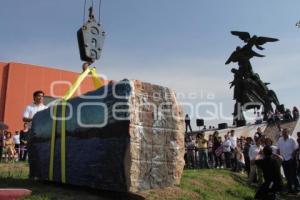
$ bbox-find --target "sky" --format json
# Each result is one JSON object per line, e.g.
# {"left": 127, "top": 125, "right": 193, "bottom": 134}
{"left": 1, "top": 0, "right": 300, "bottom": 128}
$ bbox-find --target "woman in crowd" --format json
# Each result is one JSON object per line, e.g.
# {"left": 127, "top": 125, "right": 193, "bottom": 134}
{"left": 185, "top": 135, "right": 196, "bottom": 169}
{"left": 4, "top": 132, "right": 15, "bottom": 162}
{"left": 212, "top": 131, "right": 223, "bottom": 168}
{"left": 208, "top": 134, "right": 214, "bottom": 168}
{"left": 20, "top": 122, "right": 29, "bottom": 161}
{"left": 236, "top": 142, "right": 245, "bottom": 173}
{"left": 13, "top": 131, "right": 20, "bottom": 161}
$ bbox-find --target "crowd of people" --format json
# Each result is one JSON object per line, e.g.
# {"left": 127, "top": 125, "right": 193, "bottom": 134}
{"left": 0, "top": 90, "right": 47, "bottom": 165}
{"left": 185, "top": 129, "right": 250, "bottom": 171}
{"left": 184, "top": 127, "right": 300, "bottom": 198}
{"left": 0, "top": 122, "right": 29, "bottom": 163}
{"left": 266, "top": 106, "right": 299, "bottom": 127}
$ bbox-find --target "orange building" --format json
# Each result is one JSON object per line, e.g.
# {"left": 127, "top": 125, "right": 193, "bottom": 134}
{"left": 0, "top": 62, "right": 106, "bottom": 131}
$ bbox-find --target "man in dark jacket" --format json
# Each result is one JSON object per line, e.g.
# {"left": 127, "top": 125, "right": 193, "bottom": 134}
{"left": 254, "top": 146, "right": 283, "bottom": 200}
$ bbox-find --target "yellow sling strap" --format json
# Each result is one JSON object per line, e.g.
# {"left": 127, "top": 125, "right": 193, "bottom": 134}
{"left": 49, "top": 67, "right": 103, "bottom": 182}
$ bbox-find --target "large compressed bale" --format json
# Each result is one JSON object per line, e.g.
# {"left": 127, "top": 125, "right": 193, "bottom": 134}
{"left": 30, "top": 80, "right": 184, "bottom": 192}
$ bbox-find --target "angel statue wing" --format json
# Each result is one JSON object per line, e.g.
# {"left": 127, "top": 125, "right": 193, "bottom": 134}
{"left": 231, "top": 31, "right": 251, "bottom": 43}
{"left": 255, "top": 36, "right": 279, "bottom": 50}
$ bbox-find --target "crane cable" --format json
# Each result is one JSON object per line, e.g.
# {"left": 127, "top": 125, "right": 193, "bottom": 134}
{"left": 83, "top": 0, "right": 102, "bottom": 24}
{"left": 98, "top": 0, "right": 102, "bottom": 24}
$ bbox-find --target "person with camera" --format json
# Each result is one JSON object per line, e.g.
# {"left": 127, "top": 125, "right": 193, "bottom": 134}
{"left": 253, "top": 146, "right": 283, "bottom": 200}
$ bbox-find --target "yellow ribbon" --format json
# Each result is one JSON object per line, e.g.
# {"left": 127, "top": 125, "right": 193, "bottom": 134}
{"left": 49, "top": 67, "right": 103, "bottom": 182}
{"left": 60, "top": 100, "right": 67, "bottom": 183}
{"left": 49, "top": 105, "right": 57, "bottom": 181}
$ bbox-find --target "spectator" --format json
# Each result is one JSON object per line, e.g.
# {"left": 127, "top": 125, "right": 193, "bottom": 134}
{"left": 274, "top": 109, "right": 281, "bottom": 121}
{"left": 283, "top": 109, "right": 293, "bottom": 122}
{"left": 296, "top": 132, "right": 300, "bottom": 180}
{"left": 276, "top": 128, "right": 300, "bottom": 193}
{"left": 236, "top": 144, "right": 245, "bottom": 173}
{"left": 20, "top": 122, "right": 29, "bottom": 161}
{"left": 0, "top": 129, "right": 5, "bottom": 163}
{"left": 264, "top": 137, "right": 278, "bottom": 155}
{"left": 259, "top": 135, "right": 266, "bottom": 147}
{"left": 230, "top": 130, "right": 237, "bottom": 149}
{"left": 239, "top": 136, "right": 245, "bottom": 150}
{"left": 243, "top": 137, "right": 253, "bottom": 176}
{"left": 212, "top": 131, "right": 223, "bottom": 169}
{"left": 248, "top": 137, "right": 263, "bottom": 185}
{"left": 4, "top": 132, "right": 15, "bottom": 162}
{"left": 13, "top": 131, "right": 20, "bottom": 161}
{"left": 267, "top": 111, "right": 275, "bottom": 124}
{"left": 185, "top": 135, "right": 196, "bottom": 169}
{"left": 253, "top": 146, "right": 283, "bottom": 200}
{"left": 23, "top": 90, "right": 48, "bottom": 126}
{"left": 223, "top": 135, "right": 232, "bottom": 168}
{"left": 293, "top": 106, "right": 299, "bottom": 121}
{"left": 230, "top": 130, "right": 237, "bottom": 171}
{"left": 208, "top": 135, "right": 214, "bottom": 168}
{"left": 184, "top": 114, "right": 192, "bottom": 133}
{"left": 196, "top": 133, "right": 209, "bottom": 168}
{"left": 254, "top": 127, "right": 263, "bottom": 141}
{"left": 274, "top": 109, "right": 282, "bottom": 131}
{"left": 23, "top": 90, "right": 47, "bottom": 179}
{"left": 255, "top": 112, "right": 263, "bottom": 124}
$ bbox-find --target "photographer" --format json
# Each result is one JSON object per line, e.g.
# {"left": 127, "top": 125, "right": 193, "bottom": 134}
{"left": 253, "top": 146, "right": 283, "bottom": 200}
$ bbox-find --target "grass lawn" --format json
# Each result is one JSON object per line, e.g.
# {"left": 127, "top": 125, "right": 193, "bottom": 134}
{"left": 141, "top": 169, "right": 254, "bottom": 200}
{"left": 0, "top": 162, "right": 297, "bottom": 200}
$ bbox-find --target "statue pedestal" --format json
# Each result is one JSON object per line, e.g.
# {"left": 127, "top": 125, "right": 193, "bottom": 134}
{"left": 235, "top": 120, "right": 246, "bottom": 127}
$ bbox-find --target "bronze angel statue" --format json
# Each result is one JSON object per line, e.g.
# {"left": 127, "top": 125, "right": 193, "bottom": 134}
{"left": 225, "top": 31, "right": 281, "bottom": 126}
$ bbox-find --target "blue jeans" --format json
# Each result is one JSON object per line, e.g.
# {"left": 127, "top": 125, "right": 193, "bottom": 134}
{"left": 198, "top": 149, "right": 209, "bottom": 168}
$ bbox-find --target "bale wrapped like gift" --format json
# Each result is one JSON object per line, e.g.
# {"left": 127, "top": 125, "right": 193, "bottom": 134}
{"left": 30, "top": 80, "right": 185, "bottom": 192}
